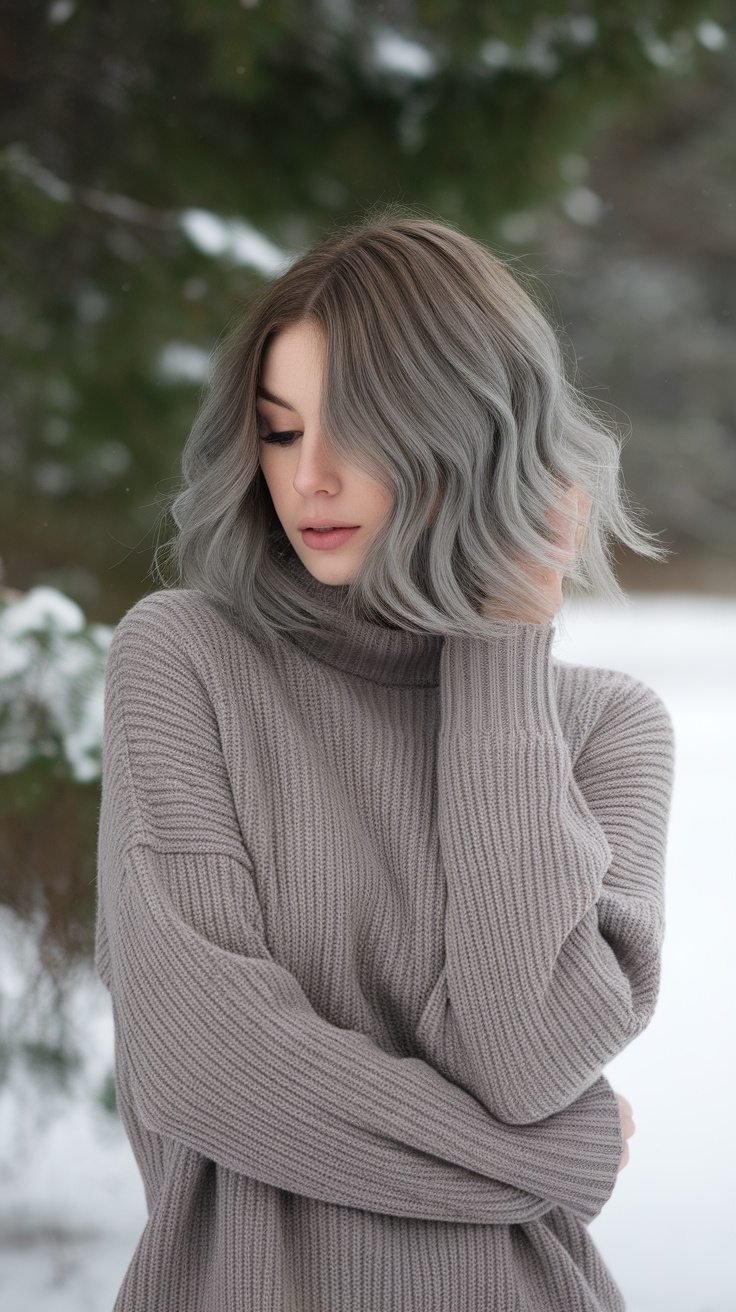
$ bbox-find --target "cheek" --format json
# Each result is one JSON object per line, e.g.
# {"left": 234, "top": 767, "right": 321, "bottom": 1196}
{"left": 361, "top": 475, "right": 393, "bottom": 513}
{"left": 258, "top": 459, "right": 283, "bottom": 509}
{"left": 378, "top": 487, "right": 395, "bottom": 520}
{"left": 258, "top": 450, "right": 281, "bottom": 488}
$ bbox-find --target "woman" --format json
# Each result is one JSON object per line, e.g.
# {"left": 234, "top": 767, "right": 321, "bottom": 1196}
{"left": 96, "top": 216, "right": 675, "bottom": 1311}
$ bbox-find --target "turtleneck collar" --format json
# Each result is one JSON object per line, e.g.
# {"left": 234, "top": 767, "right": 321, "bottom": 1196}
{"left": 278, "top": 547, "right": 443, "bottom": 689}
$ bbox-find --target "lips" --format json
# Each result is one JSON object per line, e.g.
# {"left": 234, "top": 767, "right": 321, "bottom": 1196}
{"left": 300, "top": 525, "right": 360, "bottom": 549}
{"left": 297, "top": 520, "right": 358, "bottom": 531}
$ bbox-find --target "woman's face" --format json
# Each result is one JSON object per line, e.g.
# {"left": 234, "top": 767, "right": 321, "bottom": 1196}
{"left": 257, "top": 318, "right": 395, "bottom": 585}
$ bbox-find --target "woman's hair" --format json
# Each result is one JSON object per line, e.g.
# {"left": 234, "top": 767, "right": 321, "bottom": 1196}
{"left": 151, "top": 212, "right": 670, "bottom": 647}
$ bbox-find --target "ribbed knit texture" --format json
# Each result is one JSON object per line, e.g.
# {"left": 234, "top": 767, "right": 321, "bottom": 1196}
{"left": 95, "top": 548, "right": 675, "bottom": 1311}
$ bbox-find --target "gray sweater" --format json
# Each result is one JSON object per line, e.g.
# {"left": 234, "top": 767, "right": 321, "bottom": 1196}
{"left": 95, "top": 549, "right": 675, "bottom": 1311}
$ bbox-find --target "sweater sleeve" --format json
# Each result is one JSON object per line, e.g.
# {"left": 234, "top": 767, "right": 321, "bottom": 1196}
{"left": 416, "top": 622, "right": 675, "bottom": 1126}
{"left": 95, "top": 596, "right": 624, "bottom": 1226}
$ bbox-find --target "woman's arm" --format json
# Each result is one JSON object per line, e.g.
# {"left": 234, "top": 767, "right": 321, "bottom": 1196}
{"left": 416, "top": 623, "right": 675, "bottom": 1125}
{"left": 107, "top": 841, "right": 625, "bottom": 1225}
{"left": 96, "top": 596, "right": 624, "bottom": 1226}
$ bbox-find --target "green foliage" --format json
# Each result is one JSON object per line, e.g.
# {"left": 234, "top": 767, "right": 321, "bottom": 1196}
{"left": 0, "top": 765, "right": 100, "bottom": 961}
{"left": 0, "top": 0, "right": 726, "bottom": 628}
{"left": 97, "top": 1067, "right": 118, "bottom": 1116}
{"left": 19, "top": 1037, "right": 83, "bottom": 1092}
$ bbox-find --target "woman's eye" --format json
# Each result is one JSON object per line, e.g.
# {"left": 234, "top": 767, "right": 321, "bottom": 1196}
{"left": 260, "top": 430, "right": 301, "bottom": 446}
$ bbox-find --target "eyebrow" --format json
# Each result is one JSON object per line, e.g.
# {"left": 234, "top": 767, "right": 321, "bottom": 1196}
{"left": 256, "top": 385, "right": 297, "bottom": 411}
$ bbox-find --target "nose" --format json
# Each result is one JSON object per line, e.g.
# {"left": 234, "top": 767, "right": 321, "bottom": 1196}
{"left": 291, "top": 429, "right": 342, "bottom": 498}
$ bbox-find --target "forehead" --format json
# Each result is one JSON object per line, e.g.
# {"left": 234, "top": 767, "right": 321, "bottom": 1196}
{"left": 261, "top": 320, "right": 326, "bottom": 391}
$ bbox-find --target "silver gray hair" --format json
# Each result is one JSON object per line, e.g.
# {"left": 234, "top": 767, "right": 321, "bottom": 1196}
{"left": 151, "top": 214, "right": 670, "bottom": 648}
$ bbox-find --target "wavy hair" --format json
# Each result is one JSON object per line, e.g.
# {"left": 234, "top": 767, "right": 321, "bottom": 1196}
{"left": 151, "top": 213, "right": 670, "bottom": 649}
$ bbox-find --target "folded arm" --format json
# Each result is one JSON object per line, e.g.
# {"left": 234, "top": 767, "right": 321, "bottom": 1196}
{"left": 416, "top": 624, "right": 675, "bottom": 1125}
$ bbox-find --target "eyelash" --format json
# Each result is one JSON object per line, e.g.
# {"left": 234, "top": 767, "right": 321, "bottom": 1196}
{"left": 260, "top": 430, "right": 301, "bottom": 447}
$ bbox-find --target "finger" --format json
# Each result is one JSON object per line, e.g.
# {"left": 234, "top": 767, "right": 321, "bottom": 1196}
{"left": 574, "top": 490, "right": 591, "bottom": 549}
{"left": 545, "top": 495, "right": 578, "bottom": 562}
{"left": 546, "top": 485, "right": 589, "bottom": 561}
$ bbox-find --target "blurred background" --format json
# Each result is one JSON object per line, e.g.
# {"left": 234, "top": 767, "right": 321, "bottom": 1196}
{"left": 1, "top": 2, "right": 735, "bottom": 1309}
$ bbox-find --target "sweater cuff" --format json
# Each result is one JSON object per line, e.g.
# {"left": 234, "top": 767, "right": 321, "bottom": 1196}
{"left": 576, "top": 1074, "right": 625, "bottom": 1222}
{"left": 441, "top": 623, "right": 558, "bottom": 739}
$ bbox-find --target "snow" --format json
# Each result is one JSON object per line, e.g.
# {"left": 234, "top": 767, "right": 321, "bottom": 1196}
{"left": 480, "top": 17, "right": 599, "bottom": 79}
{"left": 697, "top": 20, "right": 728, "bottom": 51}
{"left": 156, "top": 340, "right": 211, "bottom": 384}
{"left": 0, "top": 917, "right": 143, "bottom": 1312}
{"left": 372, "top": 29, "right": 437, "bottom": 79}
{"left": 561, "top": 185, "right": 605, "bottom": 227}
{"left": 1, "top": 591, "right": 734, "bottom": 1310}
{"left": 179, "top": 208, "right": 293, "bottom": 276}
{"left": 0, "top": 589, "right": 112, "bottom": 781}
{"left": 556, "top": 594, "right": 736, "bottom": 1311}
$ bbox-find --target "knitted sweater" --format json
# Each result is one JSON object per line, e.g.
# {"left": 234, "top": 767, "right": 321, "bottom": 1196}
{"left": 94, "top": 548, "right": 675, "bottom": 1312}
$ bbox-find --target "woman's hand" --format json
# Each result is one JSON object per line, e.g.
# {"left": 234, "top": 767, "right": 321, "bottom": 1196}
{"left": 615, "top": 1091, "right": 636, "bottom": 1172}
{"left": 479, "top": 484, "right": 592, "bottom": 625}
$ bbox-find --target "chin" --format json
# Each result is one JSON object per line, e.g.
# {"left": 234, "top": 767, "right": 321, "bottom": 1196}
{"left": 306, "top": 563, "right": 357, "bottom": 586}
{"left": 296, "top": 547, "right": 358, "bottom": 586}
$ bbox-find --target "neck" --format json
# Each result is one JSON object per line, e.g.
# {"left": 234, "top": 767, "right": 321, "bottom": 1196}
{"left": 279, "top": 548, "right": 443, "bottom": 688}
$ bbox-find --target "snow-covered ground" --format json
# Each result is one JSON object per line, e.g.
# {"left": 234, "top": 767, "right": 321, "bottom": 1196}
{"left": 1, "top": 591, "right": 734, "bottom": 1312}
